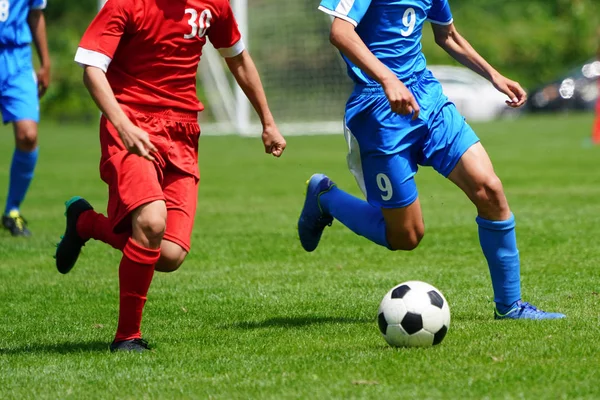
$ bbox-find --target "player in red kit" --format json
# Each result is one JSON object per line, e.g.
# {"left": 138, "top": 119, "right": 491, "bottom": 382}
{"left": 54, "top": 0, "right": 286, "bottom": 352}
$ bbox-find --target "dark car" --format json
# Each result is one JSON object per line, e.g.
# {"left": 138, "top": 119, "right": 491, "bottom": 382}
{"left": 527, "top": 58, "right": 599, "bottom": 113}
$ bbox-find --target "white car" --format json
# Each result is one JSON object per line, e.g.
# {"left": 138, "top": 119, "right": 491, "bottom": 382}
{"left": 427, "top": 65, "right": 515, "bottom": 122}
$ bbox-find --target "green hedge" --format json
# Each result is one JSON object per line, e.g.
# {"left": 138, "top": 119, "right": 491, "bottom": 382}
{"left": 38, "top": 0, "right": 599, "bottom": 121}
{"left": 423, "top": 0, "right": 600, "bottom": 88}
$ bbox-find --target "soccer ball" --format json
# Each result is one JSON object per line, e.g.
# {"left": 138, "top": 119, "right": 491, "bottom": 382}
{"left": 377, "top": 281, "right": 451, "bottom": 348}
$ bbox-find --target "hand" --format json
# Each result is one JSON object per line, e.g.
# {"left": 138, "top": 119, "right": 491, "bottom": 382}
{"left": 117, "top": 122, "right": 158, "bottom": 161}
{"left": 36, "top": 66, "right": 50, "bottom": 98}
{"left": 262, "top": 124, "right": 286, "bottom": 157}
{"left": 492, "top": 75, "right": 527, "bottom": 108}
{"left": 382, "top": 76, "right": 420, "bottom": 120}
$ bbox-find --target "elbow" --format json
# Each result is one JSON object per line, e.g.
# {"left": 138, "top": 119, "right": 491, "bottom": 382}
{"left": 434, "top": 33, "right": 450, "bottom": 49}
{"left": 329, "top": 23, "right": 347, "bottom": 48}
{"left": 434, "top": 38, "right": 447, "bottom": 49}
{"left": 329, "top": 28, "right": 341, "bottom": 48}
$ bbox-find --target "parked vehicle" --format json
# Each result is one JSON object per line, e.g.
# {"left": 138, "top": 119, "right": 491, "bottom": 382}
{"left": 427, "top": 65, "right": 516, "bottom": 122}
{"left": 527, "top": 59, "right": 600, "bottom": 113}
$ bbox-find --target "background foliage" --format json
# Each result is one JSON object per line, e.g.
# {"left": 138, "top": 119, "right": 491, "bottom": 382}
{"left": 39, "top": 0, "right": 600, "bottom": 121}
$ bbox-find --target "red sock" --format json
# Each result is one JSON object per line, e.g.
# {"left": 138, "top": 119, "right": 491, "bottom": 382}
{"left": 594, "top": 98, "right": 600, "bottom": 144}
{"left": 77, "top": 210, "right": 129, "bottom": 250}
{"left": 114, "top": 238, "right": 161, "bottom": 342}
{"left": 593, "top": 116, "right": 600, "bottom": 144}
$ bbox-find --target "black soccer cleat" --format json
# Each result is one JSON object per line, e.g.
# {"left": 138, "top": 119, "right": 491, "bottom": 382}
{"left": 2, "top": 210, "right": 31, "bottom": 237}
{"left": 55, "top": 196, "right": 93, "bottom": 274}
{"left": 110, "top": 338, "right": 151, "bottom": 353}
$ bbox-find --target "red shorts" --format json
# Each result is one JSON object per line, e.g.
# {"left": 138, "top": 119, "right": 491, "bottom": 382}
{"left": 99, "top": 104, "right": 201, "bottom": 252}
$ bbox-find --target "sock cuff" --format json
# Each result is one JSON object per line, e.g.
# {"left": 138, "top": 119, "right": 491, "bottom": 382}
{"left": 14, "top": 147, "right": 39, "bottom": 159}
{"left": 76, "top": 210, "right": 97, "bottom": 241}
{"left": 123, "top": 238, "right": 161, "bottom": 265}
{"left": 476, "top": 213, "right": 515, "bottom": 231}
{"left": 317, "top": 184, "right": 337, "bottom": 215}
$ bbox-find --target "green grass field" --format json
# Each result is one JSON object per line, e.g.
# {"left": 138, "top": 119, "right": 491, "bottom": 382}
{"left": 0, "top": 114, "right": 599, "bottom": 399}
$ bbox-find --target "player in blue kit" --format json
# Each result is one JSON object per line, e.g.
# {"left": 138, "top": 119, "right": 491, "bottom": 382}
{"left": 0, "top": 0, "right": 50, "bottom": 236}
{"left": 298, "top": 0, "right": 565, "bottom": 319}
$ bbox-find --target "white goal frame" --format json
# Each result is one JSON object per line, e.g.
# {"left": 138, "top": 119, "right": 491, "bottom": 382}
{"left": 201, "top": 0, "right": 342, "bottom": 136}
{"left": 98, "top": 0, "right": 343, "bottom": 136}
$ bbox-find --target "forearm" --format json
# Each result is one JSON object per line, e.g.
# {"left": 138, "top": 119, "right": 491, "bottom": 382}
{"left": 330, "top": 19, "right": 396, "bottom": 85}
{"left": 436, "top": 26, "right": 500, "bottom": 82}
{"left": 83, "top": 66, "right": 132, "bottom": 130}
{"left": 225, "top": 50, "right": 274, "bottom": 127}
{"left": 27, "top": 11, "right": 50, "bottom": 69}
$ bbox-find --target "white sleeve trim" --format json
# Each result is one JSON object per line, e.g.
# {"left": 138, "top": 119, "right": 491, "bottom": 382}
{"left": 31, "top": 0, "right": 47, "bottom": 10}
{"left": 427, "top": 18, "right": 453, "bottom": 26}
{"left": 317, "top": 6, "right": 358, "bottom": 27}
{"left": 218, "top": 39, "right": 246, "bottom": 58}
{"left": 74, "top": 47, "right": 112, "bottom": 73}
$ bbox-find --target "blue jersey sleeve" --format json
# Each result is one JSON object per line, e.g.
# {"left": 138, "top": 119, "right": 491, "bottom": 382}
{"left": 30, "top": 0, "right": 47, "bottom": 10}
{"left": 318, "top": 0, "right": 373, "bottom": 27}
{"left": 427, "top": 0, "right": 453, "bottom": 25}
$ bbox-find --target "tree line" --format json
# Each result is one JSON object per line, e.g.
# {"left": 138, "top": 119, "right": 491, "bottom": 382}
{"left": 39, "top": 0, "right": 599, "bottom": 121}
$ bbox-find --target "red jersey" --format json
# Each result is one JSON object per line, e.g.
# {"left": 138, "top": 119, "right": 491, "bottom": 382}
{"left": 74, "top": 0, "right": 244, "bottom": 112}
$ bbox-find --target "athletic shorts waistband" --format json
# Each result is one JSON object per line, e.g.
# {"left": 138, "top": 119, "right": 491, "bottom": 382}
{"left": 352, "top": 69, "right": 427, "bottom": 96}
{"left": 122, "top": 103, "right": 199, "bottom": 123}
{"left": 0, "top": 43, "right": 31, "bottom": 51}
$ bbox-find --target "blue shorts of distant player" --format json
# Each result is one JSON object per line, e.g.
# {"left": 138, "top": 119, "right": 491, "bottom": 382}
{"left": 0, "top": 45, "right": 39, "bottom": 124}
{"left": 343, "top": 69, "right": 480, "bottom": 209}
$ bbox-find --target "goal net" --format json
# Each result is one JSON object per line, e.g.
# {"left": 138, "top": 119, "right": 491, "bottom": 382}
{"left": 97, "top": 0, "right": 350, "bottom": 136}
{"left": 200, "top": 0, "right": 351, "bottom": 136}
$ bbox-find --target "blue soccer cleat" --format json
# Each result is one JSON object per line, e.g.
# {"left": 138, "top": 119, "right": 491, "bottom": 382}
{"left": 298, "top": 173, "right": 335, "bottom": 252}
{"left": 494, "top": 300, "right": 566, "bottom": 320}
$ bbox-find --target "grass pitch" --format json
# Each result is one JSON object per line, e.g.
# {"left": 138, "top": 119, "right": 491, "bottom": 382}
{"left": 0, "top": 114, "right": 599, "bottom": 399}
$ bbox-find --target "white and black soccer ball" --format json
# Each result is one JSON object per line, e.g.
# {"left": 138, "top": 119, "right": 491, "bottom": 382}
{"left": 377, "top": 281, "right": 450, "bottom": 348}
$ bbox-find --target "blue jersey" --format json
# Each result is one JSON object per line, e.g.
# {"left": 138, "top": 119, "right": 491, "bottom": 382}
{"left": 0, "top": 0, "right": 47, "bottom": 46}
{"left": 318, "top": 0, "right": 453, "bottom": 85}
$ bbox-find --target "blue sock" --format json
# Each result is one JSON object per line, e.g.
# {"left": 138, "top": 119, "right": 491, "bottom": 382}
{"left": 5, "top": 147, "right": 39, "bottom": 215}
{"left": 476, "top": 213, "right": 521, "bottom": 312}
{"left": 320, "top": 186, "right": 389, "bottom": 248}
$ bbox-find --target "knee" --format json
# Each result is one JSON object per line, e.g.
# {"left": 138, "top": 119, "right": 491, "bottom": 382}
{"left": 470, "top": 175, "right": 512, "bottom": 220}
{"left": 155, "top": 242, "right": 188, "bottom": 273}
{"left": 133, "top": 205, "right": 167, "bottom": 246}
{"left": 473, "top": 175, "right": 507, "bottom": 208}
{"left": 138, "top": 214, "right": 166, "bottom": 243}
{"left": 387, "top": 224, "right": 425, "bottom": 251}
{"left": 15, "top": 125, "right": 38, "bottom": 151}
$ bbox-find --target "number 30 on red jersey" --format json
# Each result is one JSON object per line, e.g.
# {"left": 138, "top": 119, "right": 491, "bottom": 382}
{"left": 184, "top": 8, "right": 213, "bottom": 39}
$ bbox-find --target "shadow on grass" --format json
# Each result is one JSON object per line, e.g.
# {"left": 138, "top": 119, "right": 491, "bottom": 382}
{"left": 223, "top": 315, "right": 374, "bottom": 330}
{"left": 0, "top": 340, "right": 108, "bottom": 355}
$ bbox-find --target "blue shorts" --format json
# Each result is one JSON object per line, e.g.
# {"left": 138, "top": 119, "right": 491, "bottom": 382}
{"left": 0, "top": 45, "right": 39, "bottom": 124}
{"left": 344, "top": 69, "right": 480, "bottom": 208}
